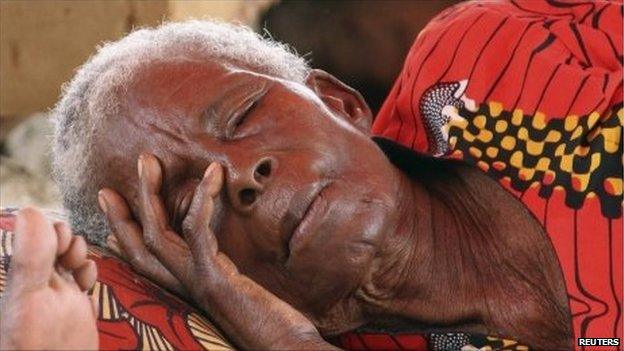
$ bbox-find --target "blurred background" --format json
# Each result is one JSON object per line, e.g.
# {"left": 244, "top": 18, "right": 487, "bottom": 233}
{"left": 0, "top": 0, "right": 458, "bottom": 209}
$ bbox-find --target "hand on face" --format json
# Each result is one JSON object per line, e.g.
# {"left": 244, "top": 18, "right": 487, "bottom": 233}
{"left": 98, "top": 153, "right": 228, "bottom": 298}
{"left": 98, "top": 153, "right": 335, "bottom": 349}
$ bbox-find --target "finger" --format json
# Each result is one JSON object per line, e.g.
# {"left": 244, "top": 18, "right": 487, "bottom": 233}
{"left": 10, "top": 207, "right": 57, "bottom": 286}
{"left": 91, "top": 292, "right": 100, "bottom": 318}
{"left": 137, "top": 153, "right": 170, "bottom": 244}
{"left": 137, "top": 153, "right": 194, "bottom": 280}
{"left": 59, "top": 235, "right": 87, "bottom": 271}
{"left": 98, "top": 188, "right": 188, "bottom": 297}
{"left": 106, "top": 234, "right": 123, "bottom": 258}
{"left": 54, "top": 222, "right": 72, "bottom": 256}
{"left": 73, "top": 259, "right": 97, "bottom": 292}
{"left": 182, "top": 163, "right": 224, "bottom": 265}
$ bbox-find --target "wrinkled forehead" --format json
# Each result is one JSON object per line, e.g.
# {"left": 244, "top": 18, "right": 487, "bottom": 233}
{"left": 125, "top": 59, "right": 316, "bottom": 116}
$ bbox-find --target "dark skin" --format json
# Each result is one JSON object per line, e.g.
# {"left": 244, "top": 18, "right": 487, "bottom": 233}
{"left": 96, "top": 60, "right": 571, "bottom": 350}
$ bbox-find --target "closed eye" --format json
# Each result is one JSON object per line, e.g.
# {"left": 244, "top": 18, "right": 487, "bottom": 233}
{"left": 233, "top": 100, "right": 257, "bottom": 129}
{"left": 226, "top": 89, "right": 266, "bottom": 138}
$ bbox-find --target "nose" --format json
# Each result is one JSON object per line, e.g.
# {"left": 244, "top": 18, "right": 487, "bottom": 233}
{"left": 226, "top": 156, "right": 275, "bottom": 212}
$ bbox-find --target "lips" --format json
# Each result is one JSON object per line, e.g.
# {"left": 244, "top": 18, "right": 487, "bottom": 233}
{"left": 280, "top": 181, "right": 329, "bottom": 256}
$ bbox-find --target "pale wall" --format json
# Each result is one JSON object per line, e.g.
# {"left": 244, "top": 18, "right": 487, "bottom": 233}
{"left": 0, "top": 0, "right": 273, "bottom": 119}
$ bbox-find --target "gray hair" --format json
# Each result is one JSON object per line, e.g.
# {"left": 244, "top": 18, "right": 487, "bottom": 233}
{"left": 51, "top": 20, "right": 310, "bottom": 245}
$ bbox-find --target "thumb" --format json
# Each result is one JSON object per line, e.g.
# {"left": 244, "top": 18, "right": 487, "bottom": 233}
{"left": 11, "top": 207, "right": 57, "bottom": 287}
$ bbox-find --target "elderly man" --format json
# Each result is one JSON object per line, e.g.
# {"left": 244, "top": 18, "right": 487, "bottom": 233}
{"left": 6, "top": 0, "right": 620, "bottom": 348}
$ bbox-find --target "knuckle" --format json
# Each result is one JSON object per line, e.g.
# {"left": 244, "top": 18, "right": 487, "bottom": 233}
{"left": 181, "top": 219, "right": 194, "bottom": 237}
{"left": 143, "top": 233, "right": 156, "bottom": 248}
{"left": 110, "top": 220, "right": 123, "bottom": 233}
{"left": 129, "top": 255, "right": 143, "bottom": 267}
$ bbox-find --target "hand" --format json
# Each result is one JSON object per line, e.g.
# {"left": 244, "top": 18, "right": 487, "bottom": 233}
{"left": 98, "top": 153, "right": 338, "bottom": 350}
{"left": 0, "top": 207, "right": 98, "bottom": 350}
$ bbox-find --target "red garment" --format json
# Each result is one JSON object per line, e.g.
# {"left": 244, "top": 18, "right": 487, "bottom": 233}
{"left": 373, "top": 0, "right": 623, "bottom": 347}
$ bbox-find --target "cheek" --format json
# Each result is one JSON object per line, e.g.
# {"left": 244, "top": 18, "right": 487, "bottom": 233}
{"left": 217, "top": 209, "right": 287, "bottom": 268}
{"left": 215, "top": 216, "right": 255, "bottom": 266}
{"left": 286, "top": 195, "right": 388, "bottom": 295}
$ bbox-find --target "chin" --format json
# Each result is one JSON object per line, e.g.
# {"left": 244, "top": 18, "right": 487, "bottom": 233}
{"left": 285, "top": 213, "right": 388, "bottom": 326}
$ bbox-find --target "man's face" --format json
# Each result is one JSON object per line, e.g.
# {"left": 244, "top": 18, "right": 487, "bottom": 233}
{"left": 98, "top": 60, "right": 400, "bottom": 331}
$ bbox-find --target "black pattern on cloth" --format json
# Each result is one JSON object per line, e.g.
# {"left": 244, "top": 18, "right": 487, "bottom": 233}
{"left": 419, "top": 82, "right": 465, "bottom": 156}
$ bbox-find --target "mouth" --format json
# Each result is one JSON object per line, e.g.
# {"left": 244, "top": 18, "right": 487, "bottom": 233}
{"left": 280, "top": 181, "right": 330, "bottom": 258}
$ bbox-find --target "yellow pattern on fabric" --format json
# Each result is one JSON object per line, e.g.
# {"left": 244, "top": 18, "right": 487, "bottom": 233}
{"left": 445, "top": 102, "right": 623, "bottom": 213}
{"left": 532, "top": 112, "right": 546, "bottom": 130}
{"left": 604, "top": 178, "right": 622, "bottom": 196}
{"left": 496, "top": 120, "right": 508, "bottom": 133}
{"left": 501, "top": 136, "right": 516, "bottom": 150}
{"left": 486, "top": 147, "right": 499, "bottom": 158}
{"left": 489, "top": 101, "right": 503, "bottom": 117}
{"left": 474, "top": 115, "right": 487, "bottom": 129}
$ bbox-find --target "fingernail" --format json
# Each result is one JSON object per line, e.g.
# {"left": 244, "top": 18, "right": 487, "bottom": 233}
{"left": 106, "top": 235, "right": 121, "bottom": 254}
{"left": 98, "top": 191, "right": 108, "bottom": 214}
{"left": 106, "top": 235, "right": 114, "bottom": 247}
{"left": 204, "top": 163, "right": 216, "bottom": 180}
{"left": 137, "top": 155, "right": 144, "bottom": 179}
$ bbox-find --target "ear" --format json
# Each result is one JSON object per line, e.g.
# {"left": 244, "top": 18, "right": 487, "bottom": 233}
{"left": 305, "top": 69, "right": 373, "bottom": 133}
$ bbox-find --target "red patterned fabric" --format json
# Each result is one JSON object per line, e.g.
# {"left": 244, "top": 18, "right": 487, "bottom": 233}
{"left": 372, "top": 0, "right": 623, "bottom": 348}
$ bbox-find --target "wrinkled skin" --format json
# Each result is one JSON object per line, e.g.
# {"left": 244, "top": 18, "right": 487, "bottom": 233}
{"left": 94, "top": 60, "right": 571, "bottom": 350}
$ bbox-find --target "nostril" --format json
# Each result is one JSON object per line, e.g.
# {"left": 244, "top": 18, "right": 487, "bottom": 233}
{"left": 254, "top": 159, "right": 272, "bottom": 180}
{"left": 239, "top": 188, "right": 257, "bottom": 206}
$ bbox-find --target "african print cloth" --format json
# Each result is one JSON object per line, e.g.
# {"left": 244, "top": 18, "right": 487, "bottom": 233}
{"left": 372, "top": 0, "right": 623, "bottom": 348}
{"left": 0, "top": 208, "right": 233, "bottom": 350}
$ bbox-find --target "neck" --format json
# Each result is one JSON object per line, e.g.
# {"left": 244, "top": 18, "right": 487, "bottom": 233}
{"left": 356, "top": 157, "right": 570, "bottom": 349}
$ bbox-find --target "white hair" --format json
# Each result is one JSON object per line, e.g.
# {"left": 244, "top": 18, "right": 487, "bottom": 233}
{"left": 51, "top": 20, "right": 310, "bottom": 245}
